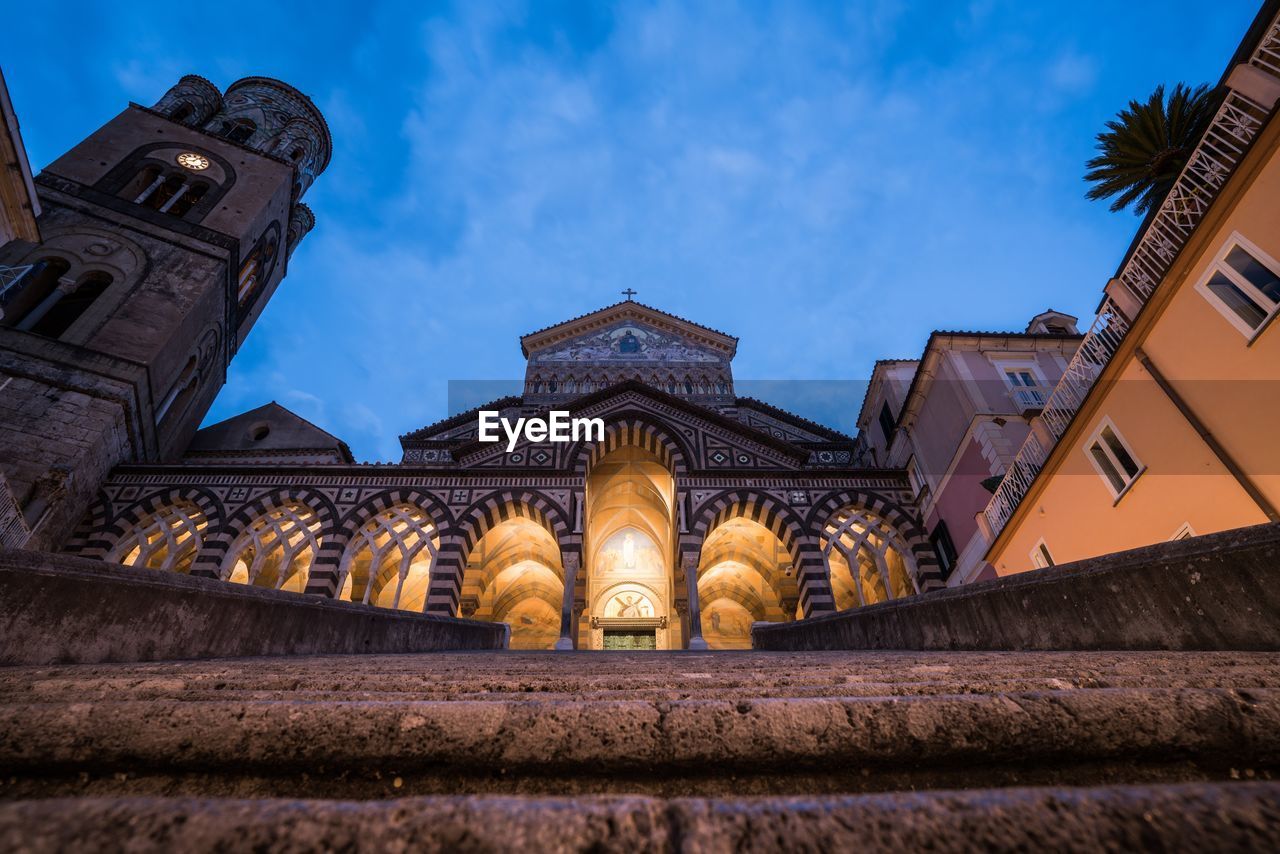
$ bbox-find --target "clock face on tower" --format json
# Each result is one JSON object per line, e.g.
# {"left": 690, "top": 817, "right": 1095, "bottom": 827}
{"left": 175, "top": 152, "right": 210, "bottom": 171}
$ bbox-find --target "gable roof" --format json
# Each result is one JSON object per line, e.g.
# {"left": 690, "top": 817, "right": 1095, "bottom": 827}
{"left": 734, "top": 397, "right": 856, "bottom": 443}
{"left": 519, "top": 301, "right": 738, "bottom": 358}
{"left": 186, "top": 402, "right": 353, "bottom": 461}
{"left": 399, "top": 395, "right": 524, "bottom": 444}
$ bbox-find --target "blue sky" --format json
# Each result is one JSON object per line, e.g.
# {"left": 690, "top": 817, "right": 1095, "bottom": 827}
{"left": 6, "top": 1, "right": 1261, "bottom": 460}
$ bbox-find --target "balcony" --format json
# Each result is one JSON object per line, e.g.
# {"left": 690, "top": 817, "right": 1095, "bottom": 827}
{"left": 1009, "top": 386, "right": 1049, "bottom": 413}
{"left": 981, "top": 14, "right": 1280, "bottom": 540}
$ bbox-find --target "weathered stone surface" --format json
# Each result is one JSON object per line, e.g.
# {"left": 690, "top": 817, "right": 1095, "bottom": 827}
{"left": 755, "top": 523, "right": 1280, "bottom": 651}
{"left": 2, "top": 650, "right": 1278, "bottom": 798}
{"left": 0, "top": 549, "right": 507, "bottom": 665}
{"left": 1, "top": 784, "right": 1277, "bottom": 853}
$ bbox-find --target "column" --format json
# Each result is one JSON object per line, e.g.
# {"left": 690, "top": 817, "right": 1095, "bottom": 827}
{"left": 555, "top": 552, "right": 580, "bottom": 650}
{"left": 15, "top": 277, "right": 77, "bottom": 332}
{"left": 683, "top": 552, "right": 708, "bottom": 650}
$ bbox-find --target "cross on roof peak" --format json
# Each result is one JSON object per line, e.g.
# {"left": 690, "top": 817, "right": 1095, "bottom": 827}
{"left": 621, "top": 288, "right": 638, "bottom": 301}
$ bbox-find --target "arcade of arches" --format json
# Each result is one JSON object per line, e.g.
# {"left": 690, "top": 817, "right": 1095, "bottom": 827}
{"left": 78, "top": 303, "right": 942, "bottom": 649}
{"left": 95, "top": 477, "right": 925, "bottom": 649}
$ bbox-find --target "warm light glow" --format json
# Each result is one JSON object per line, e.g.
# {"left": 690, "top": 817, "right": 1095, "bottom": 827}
{"left": 175, "top": 152, "right": 209, "bottom": 170}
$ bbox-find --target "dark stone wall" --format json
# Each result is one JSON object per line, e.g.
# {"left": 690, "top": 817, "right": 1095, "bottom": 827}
{"left": 753, "top": 523, "right": 1280, "bottom": 651}
{"left": 0, "top": 548, "right": 509, "bottom": 664}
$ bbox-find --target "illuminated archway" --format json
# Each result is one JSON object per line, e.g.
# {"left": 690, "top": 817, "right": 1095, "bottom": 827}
{"left": 219, "top": 501, "right": 322, "bottom": 593}
{"left": 336, "top": 503, "right": 439, "bottom": 612}
{"left": 584, "top": 443, "right": 677, "bottom": 649}
{"left": 697, "top": 517, "right": 797, "bottom": 649}
{"left": 461, "top": 517, "right": 563, "bottom": 650}
{"left": 820, "top": 506, "right": 919, "bottom": 610}
{"left": 107, "top": 500, "right": 209, "bottom": 574}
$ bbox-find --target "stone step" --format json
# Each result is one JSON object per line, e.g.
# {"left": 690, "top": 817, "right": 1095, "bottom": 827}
{"left": 2, "top": 651, "right": 1279, "bottom": 799}
{"left": 3, "top": 784, "right": 1279, "bottom": 852}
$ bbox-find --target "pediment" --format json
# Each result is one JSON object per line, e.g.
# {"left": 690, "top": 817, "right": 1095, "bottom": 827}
{"left": 521, "top": 301, "right": 737, "bottom": 360}
{"left": 530, "top": 319, "right": 724, "bottom": 366}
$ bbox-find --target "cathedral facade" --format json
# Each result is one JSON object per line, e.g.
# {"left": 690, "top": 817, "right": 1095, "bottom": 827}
{"left": 0, "top": 73, "right": 943, "bottom": 651}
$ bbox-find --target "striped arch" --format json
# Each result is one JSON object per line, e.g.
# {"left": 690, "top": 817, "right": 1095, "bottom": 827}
{"left": 696, "top": 577, "right": 768, "bottom": 621}
{"left": 190, "top": 486, "right": 338, "bottom": 585}
{"left": 686, "top": 489, "right": 831, "bottom": 617}
{"left": 63, "top": 493, "right": 115, "bottom": 558}
{"left": 569, "top": 412, "right": 691, "bottom": 478}
{"left": 78, "top": 486, "right": 223, "bottom": 562}
{"left": 807, "top": 489, "right": 943, "bottom": 592}
{"left": 317, "top": 488, "right": 457, "bottom": 601}
{"left": 433, "top": 489, "right": 572, "bottom": 617}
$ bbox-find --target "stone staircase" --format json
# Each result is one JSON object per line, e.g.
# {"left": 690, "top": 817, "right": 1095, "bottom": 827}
{"left": 2, "top": 650, "right": 1279, "bottom": 850}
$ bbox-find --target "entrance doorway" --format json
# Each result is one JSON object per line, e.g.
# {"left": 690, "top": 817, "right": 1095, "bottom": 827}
{"left": 603, "top": 629, "right": 657, "bottom": 650}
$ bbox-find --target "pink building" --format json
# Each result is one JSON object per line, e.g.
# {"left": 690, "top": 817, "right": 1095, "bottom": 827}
{"left": 856, "top": 311, "right": 1082, "bottom": 584}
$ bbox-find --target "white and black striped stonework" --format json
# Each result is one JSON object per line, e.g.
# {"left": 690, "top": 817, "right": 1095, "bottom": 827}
{"left": 309, "top": 488, "right": 455, "bottom": 599}
{"left": 188, "top": 487, "right": 339, "bottom": 582}
{"left": 70, "top": 487, "right": 224, "bottom": 561}
{"left": 431, "top": 489, "right": 572, "bottom": 616}
{"left": 686, "top": 489, "right": 834, "bottom": 618}
{"left": 573, "top": 418, "right": 689, "bottom": 477}
{"left": 807, "top": 489, "right": 945, "bottom": 592}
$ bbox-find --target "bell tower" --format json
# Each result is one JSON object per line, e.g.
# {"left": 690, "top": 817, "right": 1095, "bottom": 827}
{"left": 0, "top": 74, "right": 330, "bottom": 550}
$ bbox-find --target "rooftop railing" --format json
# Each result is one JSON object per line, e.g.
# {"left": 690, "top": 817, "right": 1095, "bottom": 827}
{"left": 982, "top": 15, "right": 1280, "bottom": 539}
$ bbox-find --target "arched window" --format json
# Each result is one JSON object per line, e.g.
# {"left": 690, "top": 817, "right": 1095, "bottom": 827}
{"left": 169, "top": 103, "right": 195, "bottom": 125}
{"left": 684, "top": 378, "right": 694, "bottom": 395}
{"left": 1, "top": 257, "right": 69, "bottom": 329}
{"left": 289, "top": 146, "right": 305, "bottom": 163}
{"left": 221, "top": 502, "right": 321, "bottom": 593}
{"left": 26, "top": 272, "right": 112, "bottom": 339}
{"left": 547, "top": 379, "right": 558, "bottom": 393}
{"left": 156, "top": 355, "right": 198, "bottom": 428}
{"left": 219, "top": 118, "right": 256, "bottom": 144}
{"left": 338, "top": 504, "right": 439, "bottom": 612}
{"left": 530, "top": 376, "right": 542, "bottom": 394}
{"left": 237, "top": 225, "right": 280, "bottom": 310}
{"left": 716, "top": 380, "right": 728, "bottom": 395}
{"left": 167, "top": 181, "right": 209, "bottom": 217}
{"left": 108, "top": 501, "right": 209, "bottom": 574}
{"left": 123, "top": 165, "right": 164, "bottom": 204}
{"left": 564, "top": 377, "right": 577, "bottom": 394}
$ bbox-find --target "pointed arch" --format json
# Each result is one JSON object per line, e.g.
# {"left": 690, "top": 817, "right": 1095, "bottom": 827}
{"left": 808, "top": 488, "right": 943, "bottom": 592}
{"left": 429, "top": 488, "right": 571, "bottom": 617}
{"left": 568, "top": 412, "right": 692, "bottom": 479}
{"left": 191, "top": 486, "right": 337, "bottom": 581}
{"left": 81, "top": 486, "right": 223, "bottom": 563}
{"left": 686, "top": 488, "right": 831, "bottom": 617}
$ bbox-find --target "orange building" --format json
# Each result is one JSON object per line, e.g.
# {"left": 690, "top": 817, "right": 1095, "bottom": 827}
{"left": 982, "top": 4, "right": 1280, "bottom": 573}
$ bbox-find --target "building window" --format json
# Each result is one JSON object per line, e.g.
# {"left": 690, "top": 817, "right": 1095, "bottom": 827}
{"left": 26, "top": 272, "right": 113, "bottom": 340}
{"left": 929, "top": 520, "right": 958, "bottom": 581}
{"left": 1085, "top": 419, "right": 1144, "bottom": 499}
{"left": 995, "top": 361, "right": 1048, "bottom": 410}
{"left": 219, "top": 118, "right": 256, "bottom": 144}
{"left": 1196, "top": 233, "right": 1280, "bottom": 340}
{"left": 906, "top": 457, "right": 926, "bottom": 498}
{"left": 878, "top": 401, "right": 896, "bottom": 444}
{"left": 1030, "top": 539, "right": 1054, "bottom": 569}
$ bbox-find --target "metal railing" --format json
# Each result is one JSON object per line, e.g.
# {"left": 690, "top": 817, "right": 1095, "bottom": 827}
{"left": 1010, "top": 387, "right": 1050, "bottom": 412}
{"left": 982, "top": 16, "right": 1280, "bottom": 538}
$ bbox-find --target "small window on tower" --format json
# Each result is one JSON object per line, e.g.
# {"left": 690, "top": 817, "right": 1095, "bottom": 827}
{"left": 219, "top": 118, "right": 256, "bottom": 144}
